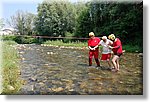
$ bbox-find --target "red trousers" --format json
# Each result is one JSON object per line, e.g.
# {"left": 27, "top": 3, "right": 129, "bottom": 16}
{"left": 89, "top": 49, "right": 100, "bottom": 66}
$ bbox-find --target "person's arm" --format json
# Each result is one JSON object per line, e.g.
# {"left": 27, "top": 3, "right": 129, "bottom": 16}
{"left": 109, "top": 39, "right": 121, "bottom": 49}
{"left": 109, "top": 45, "right": 120, "bottom": 49}
{"left": 113, "top": 45, "right": 120, "bottom": 49}
{"left": 88, "top": 46, "right": 94, "bottom": 50}
{"left": 109, "top": 40, "right": 113, "bottom": 45}
{"left": 93, "top": 40, "right": 101, "bottom": 49}
{"left": 93, "top": 45, "right": 99, "bottom": 49}
{"left": 113, "top": 40, "right": 121, "bottom": 49}
{"left": 88, "top": 40, "right": 93, "bottom": 50}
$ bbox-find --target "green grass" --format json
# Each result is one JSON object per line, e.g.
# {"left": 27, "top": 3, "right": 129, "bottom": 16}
{"left": 1, "top": 36, "right": 142, "bottom": 52}
{"left": 43, "top": 40, "right": 142, "bottom": 52}
{"left": 43, "top": 40, "right": 87, "bottom": 48}
{"left": 123, "top": 45, "right": 142, "bottom": 53}
{"left": 1, "top": 41, "right": 22, "bottom": 94}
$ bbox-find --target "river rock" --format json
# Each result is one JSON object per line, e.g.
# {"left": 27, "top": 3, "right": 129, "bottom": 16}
{"left": 17, "top": 70, "right": 21, "bottom": 75}
{"left": 19, "top": 51, "right": 25, "bottom": 54}
{"left": 29, "top": 77, "right": 37, "bottom": 82}
{"left": 51, "top": 87, "right": 64, "bottom": 92}
{"left": 138, "top": 53, "right": 143, "bottom": 57}
{"left": 7, "top": 85, "right": 15, "bottom": 91}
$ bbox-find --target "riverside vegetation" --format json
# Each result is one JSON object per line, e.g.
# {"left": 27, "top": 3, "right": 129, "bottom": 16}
{"left": 1, "top": 41, "right": 21, "bottom": 94}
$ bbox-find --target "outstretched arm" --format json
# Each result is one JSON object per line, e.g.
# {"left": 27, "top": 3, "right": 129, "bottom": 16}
{"left": 109, "top": 40, "right": 121, "bottom": 49}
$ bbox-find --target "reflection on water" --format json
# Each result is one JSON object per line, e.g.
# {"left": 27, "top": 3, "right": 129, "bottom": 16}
{"left": 16, "top": 44, "right": 143, "bottom": 95}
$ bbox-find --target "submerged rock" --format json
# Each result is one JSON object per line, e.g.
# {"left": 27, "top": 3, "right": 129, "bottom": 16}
{"left": 51, "top": 87, "right": 64, "bottom": 92}
{"left": 29, "top": 77, "right": 37, "bottom": 82}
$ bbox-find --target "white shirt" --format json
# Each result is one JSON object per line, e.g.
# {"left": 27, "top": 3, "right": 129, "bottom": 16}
{"left": 99, "top": 39, "right": 112, "bottom": 54}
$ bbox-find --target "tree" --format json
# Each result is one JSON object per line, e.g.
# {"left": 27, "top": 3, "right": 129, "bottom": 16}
{"left": 74, "top": 5, "right": 92, "bottom": 38}
{"left": 0, "top": 18, "right": 5, "bottom": 30}
{"left": 35, "top": 0, "right": 77, "bottom": 37}
{"left": 75, "top": 1, "right": 143, "bottom": 46}
{"left": 7, "top": 10, "right": 36, "bottom": 35}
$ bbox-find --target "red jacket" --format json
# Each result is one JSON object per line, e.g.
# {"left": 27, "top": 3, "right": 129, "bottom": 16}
{"left": 112, "top": 38, "right": 123, "bottom": 54}
{"left": 88, "top": 37, "right": 100, "bottom": 47}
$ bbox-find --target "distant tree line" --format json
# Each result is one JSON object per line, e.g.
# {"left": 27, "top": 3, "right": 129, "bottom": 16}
{"left": 7, "top": 0, "right": 143, "bottom": 46}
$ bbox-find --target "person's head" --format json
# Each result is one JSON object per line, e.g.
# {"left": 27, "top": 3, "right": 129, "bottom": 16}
{"left": 108, "top": 34, "right": 116, "bottom": 41}
{"left": 89, "top": 32, "right": 95, "bottom": 39}
{"left": 102, "top": 36, "right": 107, "bottom": 42}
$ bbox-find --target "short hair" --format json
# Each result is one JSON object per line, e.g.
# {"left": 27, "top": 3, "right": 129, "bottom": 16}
{"left": 102, "top": 36, "right": 107, "bottom": 40}
{"left": 108, "top": 34, "right": 115, "bottom": 40}
{"left": 89, "top": 32, "right": 95, "bottom": 37}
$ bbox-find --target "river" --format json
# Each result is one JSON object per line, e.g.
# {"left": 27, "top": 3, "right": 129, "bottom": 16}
{"left": 16, "top": 44, "right": 143, "bottom": 95}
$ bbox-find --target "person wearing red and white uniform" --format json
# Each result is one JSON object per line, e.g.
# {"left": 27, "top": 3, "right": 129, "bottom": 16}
{"left": 99, "top": 36, "right": 113, "bottom": 68}
{"left": 108, "top": 34, "right": 123, "bottom": 72}
{"left": 88, "top": 32, "right": 100, "bottom": 67}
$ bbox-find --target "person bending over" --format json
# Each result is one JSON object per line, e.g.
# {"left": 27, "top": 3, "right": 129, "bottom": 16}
{"left": 108, "top": 34, "right": 123, "bottom": 72}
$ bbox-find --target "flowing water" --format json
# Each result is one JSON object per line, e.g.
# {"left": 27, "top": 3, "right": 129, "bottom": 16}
{"left": 16, "top": 44, "right": 143, "bottom": 95}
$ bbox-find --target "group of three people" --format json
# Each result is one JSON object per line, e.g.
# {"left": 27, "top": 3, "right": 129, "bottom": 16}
{"left": 88, "top": 32, "right": 123, "bottom": 72}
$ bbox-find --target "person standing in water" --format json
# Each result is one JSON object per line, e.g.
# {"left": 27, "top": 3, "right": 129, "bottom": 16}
{"left": 88, "top": 32, "right": 101, "bottom": 67}
{"left": 99, "top": 36, "right": 113, "bottom": 68}
{"left": 108, "top": 34, "right": 123, "bottom": 72}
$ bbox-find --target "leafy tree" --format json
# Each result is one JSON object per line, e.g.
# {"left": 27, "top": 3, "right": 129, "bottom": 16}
{"left": 8, "top": 10, "right": 36, "bottom": 35}
{"left": 74, "top": 6, "right": 93, "bottom": 38}
{"left": 34, "top": 0, "right": 142, "bottom": 48}
{"left": 75, "top": 1, "right": 143, "bottom": 46}
{"left": 35, "top": 0, "right": 77, "bottom": 37}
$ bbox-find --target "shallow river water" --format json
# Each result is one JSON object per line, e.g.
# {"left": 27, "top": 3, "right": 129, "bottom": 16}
{"left": 16, "top": 44, "right": 143, "bottom": 95}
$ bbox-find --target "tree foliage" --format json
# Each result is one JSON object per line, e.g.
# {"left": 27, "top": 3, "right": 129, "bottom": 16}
{"left": 31, "top": 0, "right": 143, "bottom": 47}
{"left": 75, "top": 1, "right": 143, "bottom": 46}
{"left": 35, "top": 0, "right": 77, "bottom": 37}
{"left": 8, "top": 11, "right": 35, "bottom": 35}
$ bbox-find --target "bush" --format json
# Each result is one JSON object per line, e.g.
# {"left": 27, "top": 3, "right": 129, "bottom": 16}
{"left": 19, "top": 36, "right": 39, "bottom": 44}
{"left": 63, "top": 32, "right": 74, "bottom": 43}
{"left": 123, "top": 45, "right": 142, "bottom": 53}
{"left": 1, "top": 35, "right": 39, "bottom": 44}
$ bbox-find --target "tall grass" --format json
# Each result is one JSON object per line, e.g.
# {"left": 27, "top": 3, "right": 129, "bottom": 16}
{"left": 1, "top": 41, "right": 21, "bottom": 94}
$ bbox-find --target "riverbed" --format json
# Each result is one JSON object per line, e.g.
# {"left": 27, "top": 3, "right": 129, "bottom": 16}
{"left": 16, "top": 44, "right": 143, "bottom": 95}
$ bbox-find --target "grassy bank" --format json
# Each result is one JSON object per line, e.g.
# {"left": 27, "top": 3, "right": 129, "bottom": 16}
{"left": 43, "top": 40, "right": 87, "bottom": 48}
{"left": 43, "top": 40, "right": 142, "bottom": 53}
{"left": 1, "top": 35, "right": 39, "bottom": 44}
{"left": 1, "top": 35, "right": 142, "bottom": 52}
{"left": 1, "top": 41, "right": 21, "bottom": 94}
{"left": 122, "top": 45, "right": 142, "bottom": 53}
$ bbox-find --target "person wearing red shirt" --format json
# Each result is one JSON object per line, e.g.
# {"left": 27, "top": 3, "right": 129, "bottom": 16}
{"left": 88, "top": 32, "right": 100, "bottom": 67}
{"left": 108, "top": 34, "right": 123, "bottom": 72}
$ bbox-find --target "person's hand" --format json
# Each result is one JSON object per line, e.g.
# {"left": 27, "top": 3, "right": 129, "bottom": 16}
{"left": 92, "top": 48, "right": 96, "bottom": 50}
{"left": 89, "top": 47, "right": 92, "bottom": 50}
{"left": 91, "top": 48, "right": 95, "bottom": 50}
{"left": 109, "top": 46, "right": 113, "bottom": 49}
